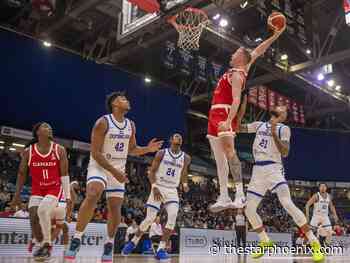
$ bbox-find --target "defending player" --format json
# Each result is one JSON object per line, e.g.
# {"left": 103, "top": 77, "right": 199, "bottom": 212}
{"left": 306, "top": 183, "right": 339, "bottom": 246}
{"left": 11, "top": 122, "right": 72, "bottom": 260}
{"left": 65, "top": 92, "right": 163, "bottom": 262}
{"left": 207, "top": 23, "right": 285, "bottom": 212}
{"left": 239, "top": 106, "right": 324, "bottom": 262}
{"left": 122, "top": 133, "right": 191, "bottom": 260}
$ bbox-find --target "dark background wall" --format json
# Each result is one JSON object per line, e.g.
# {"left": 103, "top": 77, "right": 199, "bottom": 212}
{"left": 285, "top": 128, "right": 350, "bottom": 182}
{"left": 0, "top": 30, "right": 189, "bottom": 145}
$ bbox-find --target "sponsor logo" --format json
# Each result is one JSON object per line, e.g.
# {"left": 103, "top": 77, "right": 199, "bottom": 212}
{"left": 185, "top": 235, "right": 207, "bottom": 247}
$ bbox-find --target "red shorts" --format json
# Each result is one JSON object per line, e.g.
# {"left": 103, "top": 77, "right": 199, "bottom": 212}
{"left": 32, "top": 185, "right": 63, "bottom": 199}
{"left": 207, "top": 106, "right": 238, "bottom": 138}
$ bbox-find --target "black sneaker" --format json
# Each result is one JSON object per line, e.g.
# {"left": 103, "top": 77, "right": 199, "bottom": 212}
{"left": 64, "top": 238, "right": 81, "bottom": 260}
{"left": 33, "top": 243, "right": 51, "bottom": 261}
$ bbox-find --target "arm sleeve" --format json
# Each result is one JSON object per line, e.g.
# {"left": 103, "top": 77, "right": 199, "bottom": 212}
{"left": 247, "top": 122, "right": 263, "bottom": 133}
{"left": 279, "top": 125, "right": 291, "bottom": 142}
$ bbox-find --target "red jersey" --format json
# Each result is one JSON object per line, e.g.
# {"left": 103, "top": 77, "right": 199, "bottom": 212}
{"left": 211, "top": 68, "right": 247, "bottom": 106}
{"left": 28, "top": 143, "right": 61, "bottom": 193}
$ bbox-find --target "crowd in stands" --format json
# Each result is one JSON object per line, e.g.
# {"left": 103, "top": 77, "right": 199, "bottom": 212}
{"left": 0, "top": 148, "right": 349, "bottom": 236}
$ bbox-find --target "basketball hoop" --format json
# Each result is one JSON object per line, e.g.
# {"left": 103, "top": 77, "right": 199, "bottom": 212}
{"left": 168, "top": 7, "right": 209, "bottom": 51}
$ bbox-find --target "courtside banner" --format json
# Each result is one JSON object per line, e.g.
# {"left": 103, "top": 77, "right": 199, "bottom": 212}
{"left": 180, "top": 228, "right": 292, "bottom": 256}
{"left": 0, "top": 218, "right": 106, "bottom": 256}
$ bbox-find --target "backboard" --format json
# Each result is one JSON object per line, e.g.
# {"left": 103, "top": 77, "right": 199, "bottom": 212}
{"left": 117, "top": 0, "right": 189, "bottom": 42}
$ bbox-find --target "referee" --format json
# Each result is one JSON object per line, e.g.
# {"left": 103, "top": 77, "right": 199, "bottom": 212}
{"left": 234, "top": 208, "right": 247, "bottom": 249}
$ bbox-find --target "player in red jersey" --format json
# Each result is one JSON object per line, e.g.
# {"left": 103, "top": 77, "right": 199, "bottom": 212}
{"left": 12, "top": 122, "right": 72, "bottom": 260}
{"left": 208, "top": 26, "right": 285, "bottom": 213}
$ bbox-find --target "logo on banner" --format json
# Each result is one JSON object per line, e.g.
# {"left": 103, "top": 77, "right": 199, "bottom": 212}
{"left": 185, "top": 235, "right": 207, "bottom": 247}
{"left": 179, "top": 49, "right": 194, "bottom": 76}
{"left": 210, "top": 63, "right": 223, "bottom": 85}
{"left": 196, "top": 56, "right": 207, "bottom": 82}
{"left": 163, "top": 41, "right": 176, "bottom": 69}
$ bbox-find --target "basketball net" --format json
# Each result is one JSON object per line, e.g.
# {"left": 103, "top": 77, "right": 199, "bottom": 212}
{"left": 168, "top": 8, "right": 209, "bottom": 51}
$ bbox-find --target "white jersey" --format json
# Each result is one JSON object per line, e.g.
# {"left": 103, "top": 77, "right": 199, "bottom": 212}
{"left": 89, "top": 114, "right": 132, "bottom": 173}
{"left": 155, "top": 148, "right": 185, "bottom": 189}
{"left": 313, "top": 192, "right": 330, "bottom": 217}
{"left": 247, "top": 121, "right": 291, "bottom": 163}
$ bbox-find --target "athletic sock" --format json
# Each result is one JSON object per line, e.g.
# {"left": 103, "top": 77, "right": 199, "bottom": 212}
{"left": 305, "top": 230, "right": 318, "bottom": 243}
{"left": 131, "top": 235, "right": 141, "bottom": 245}
{"left": 105, "top": 236, "right": 114, "bottom": 244}
{"left": 258, "top": 231, "right": 270, "bottom": 242}
{"left": 157, "top": 241, "right": 166, "bottom": 251}
{"left": 235, "top": 183, "right": 244, "bottom": 198}
{"left": 74, "top": 231, "right": 84, "bottom": 240}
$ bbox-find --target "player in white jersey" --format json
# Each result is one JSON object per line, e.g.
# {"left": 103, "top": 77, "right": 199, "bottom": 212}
{"left": 65, "top": 92, "right": 163, "bottom": 262}
{"left": 239, "top": 106, "right": 324, "bottom": 262}
{"left": 306, "top": 183, "right": 339, "bottom": 246}
{"left": 122, "top": 133, "right": 191, "bottom": 260}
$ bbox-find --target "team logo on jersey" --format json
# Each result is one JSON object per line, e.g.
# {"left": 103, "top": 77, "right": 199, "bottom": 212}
{"left": 51, "top": 153, "right": 56, "bottom": 161}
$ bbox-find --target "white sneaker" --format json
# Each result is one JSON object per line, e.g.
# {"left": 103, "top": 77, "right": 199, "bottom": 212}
{"left": 230, "top": 196, "right": 246, "bottom": 209}
{"left": 209, "top": 197, "right": 233, "bottom": 213}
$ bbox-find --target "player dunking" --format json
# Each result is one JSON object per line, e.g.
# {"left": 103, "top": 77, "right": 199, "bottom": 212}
{"left": 122, "top": 133, "right": 191, "bottom": 260}
{"left": 65, "top": 92, "right": 163, "bottom": 262}
{"left": 12, "top": 122, "right": 72, "bottom": 260}
{"left": 239, "top": 106, "right": 324, "bottom": 262}
{"left": 208, "top": 26, "right": 285, "bottom": 212}
{"left": 306, "top": 183, "right": 339, "bottom": 246}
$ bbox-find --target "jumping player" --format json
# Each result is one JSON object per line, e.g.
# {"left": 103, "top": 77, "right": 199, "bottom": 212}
{"left": 207, "top": 23, "right": 285, "bottom": 212}
{"left": 65, "top": 92, "right": 163, "bottom": 262}
{"left": 306, "top": 183, "right": 339, "bottom": 246}
{"left": 11, "top": 122, "right": 72, "bottom": 260}
{"left": 239, "top": 106, "right": 324, "bottom": 262}
{"left": 122, "top": 133, "right": 191, "bottom": 260}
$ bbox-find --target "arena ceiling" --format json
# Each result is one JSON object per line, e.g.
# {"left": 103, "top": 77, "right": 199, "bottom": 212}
{"left": 1, "top": 0, "right": 350, "bottom": 158}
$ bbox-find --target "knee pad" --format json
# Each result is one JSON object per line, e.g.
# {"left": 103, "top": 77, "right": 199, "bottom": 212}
{"left": 165, "top": 203, "right": 179, "bottom": 230}
{"left": 139, "top": 207, "right": 158, "bottom": 232}
{"left": 279, "top": 197, "right": 307, "bottom": 227}
{"left": 244, "top": 196, "right": 263, "bottom": 229}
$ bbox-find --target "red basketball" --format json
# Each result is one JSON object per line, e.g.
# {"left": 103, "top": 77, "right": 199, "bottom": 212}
{"left": 268, "top": 12, "right": 286, "bottom": 32}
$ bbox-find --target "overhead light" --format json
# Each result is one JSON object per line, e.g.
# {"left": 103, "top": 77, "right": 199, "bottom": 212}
{"left": 43, "top": 41, "right": 52, "bottom": 47}
{"left": 9, "top": 147, "right": 16, "bottom": 152}
{"left": 280, "top": 54, "right": 288, "bottom": 60}
{"left": 144, "top": 77, "right": 152, "bottom": 83}
{"left": 327, "top": 79, "right": 335, "bottom": 87}
{"left": 188, "top": 174, "right": 193, "bottom": 177}
{"left": 12, "top": 143, "right": 25, "bottom": 148}
{"left": 0, "top": 146, "right": 4, "bottom": 150}
{"left": 0, "top": 141, "right": 4, "bottom": 144}
{"left": 255, "top": 37, "right": 263, "bottom": 42}
{"left": 219, "top": 18, "right": 228, "bottom": 27}
{"left": 335, "top": 85, "right": 341, "bottom": 91}
{"left": 213, "top": 14, "right": 220, "bottom": 20}
{"left": 317, "top": 73, "right": 325, "bottom": 81}
{"left": 306, "top": 49, "right": 311, "bottom": 55}
{"left": 240, "top": 0, "right": 248, "bottom": 8}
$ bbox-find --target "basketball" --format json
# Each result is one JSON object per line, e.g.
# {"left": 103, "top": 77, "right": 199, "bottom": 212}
{"left": 268, "top": 11, "right": 286, "bottom": 32}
